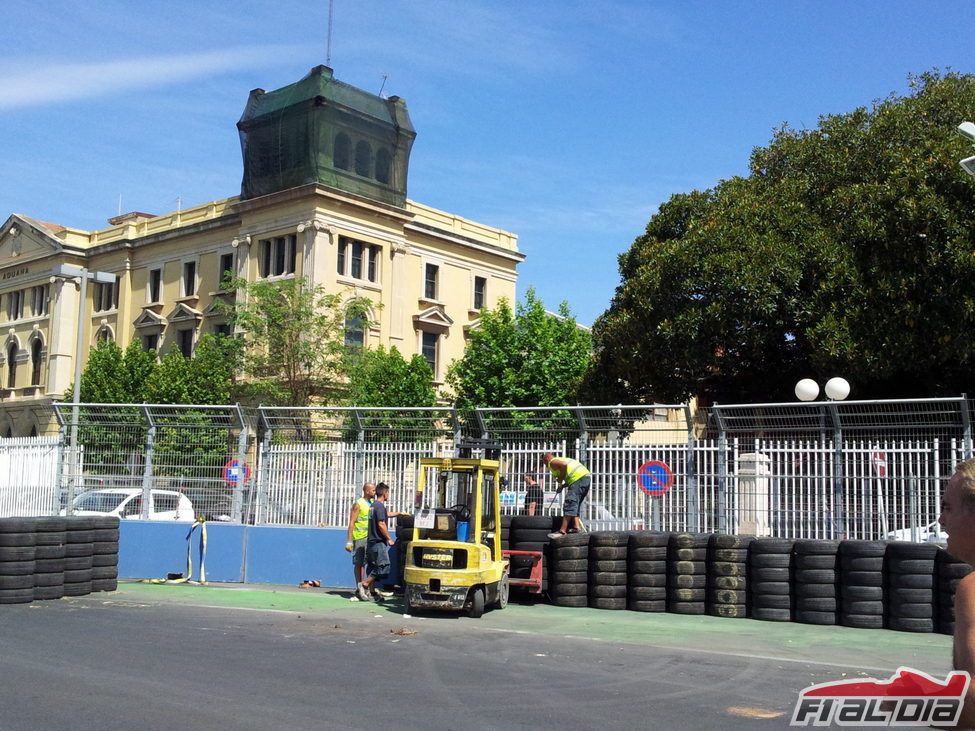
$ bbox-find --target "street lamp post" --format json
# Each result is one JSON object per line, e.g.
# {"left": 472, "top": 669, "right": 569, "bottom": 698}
{"left": 51, "top": 264, "right": 117, "bottom": 508}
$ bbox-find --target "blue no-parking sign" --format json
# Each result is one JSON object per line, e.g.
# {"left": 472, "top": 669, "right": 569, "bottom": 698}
{"left": 223, "top": 459, "right": 251, "bottom": 485}
{"left": 637, "top": 460, "right": 673, "bottom": 497}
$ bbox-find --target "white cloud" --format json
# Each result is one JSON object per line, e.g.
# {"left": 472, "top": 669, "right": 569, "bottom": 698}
{"left": 0, "top": 47, "right": 301, "bottom": 110}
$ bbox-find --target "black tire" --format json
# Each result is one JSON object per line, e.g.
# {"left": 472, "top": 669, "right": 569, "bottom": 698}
{"left": 710, "top": 548, "right": 749, "bottom": 563}
{"left": 794, "top": 539, "right": 839, "bottom": 555}
{"left": 750, "top": 581, "right": 791, "bottom": 596}
{"left": 840, "top": 613, "right": 885, "bottom": 629}
{"left": 668, "top": 587, "right": 705, "bottom": 602}
{"left": 887, "top": 559, "right": 936, "bottom": 575}
{"left": 750, "top": 567, "right": 790, "bottom": 582}
{"left": 841, "top": 599, "right": 884, "bottom": 615}
{"left": 887, "top": 573, "right": 934, "bottom": 589}
{"left": 667, "top": 601, "right": 706, "bottom": 615}
{"left": 551, "top": 558, "right": 588, "bottom": 572}
{"left": 590, "top": 531, "right": 631, "bottom": 547}
{"left": 35, "top": 544, "right": 66, "bottom": 560}
{"left": 794, "top": 554, "right": 838, "bottom": 570}
{"left": 552, "top": 594, "right": 588, "bottom": 607}
{"left": 672, "top": 548, "right": 707, "bottom": 562}
{"left": 550, "top": 583, "right": 588, "bottom": 597}
{"left": 669, "top": 574, "right": 706, "bottom": 589}
{"left": 92, "top": 541, "right": 118, "bottom": 555}
{"left": 711, "top": 534, "right": 754, "bottom": 549}
{"left": 91, "top": 528, "right": 120, "bottom": 542}
{"left": 64, "top": 543, "right": 94, "bottom": 558}
{"left": 888, "top": 587, "right": 934, "bottom": 603}
{"left": 0, "top": 546, "right": 35, "bottom": 562}
{"left": 510, "top": 528, "right": 554, "bottom": 544}
{"left": 65, "top": 529, "right": 95, "bottom": 543}
{"left": 33, "top": 571, "right": 64, "bottom": 587}
{"left": 34, "top": 558, "right": 65, "bottom": 573}
{"left": 551, "top": 546, "right": 589, "bottom": 561}
{"left": 64, "top": 555, "right": 94, "bottom": 571}
{"left": 887, "top": 616, "right": 934, "bottom": 633}
{"left": 671, "top": 533, "right": 711, "bottom": 549}
{"left": 0, "top": 560, "right": 35, "bottom": 576}
{"left": 795, "top": 597, "right": 836, "bottom": 612}
{"left": 92, "top": 516, "right": 120, "bottom": 530}
{"left": 0, "top": 574, "right": 33, "bottom": 590}
{"left": 842, "top": 570, "right": 883, "bottom": 587}
{"left": 510, "top": 515, "right": 556, "bottom": 531}
{"left": 466, "top": 587, "right": 485, "bottom": 618}
{"left": 0, "top": 587, "right": 33, "bottom": 604}
{"left": 709, "top": 603, "right": 747, "bottom": 618}
{"left": 590, "top": 559, "right": 627, "bottom": 573}
{"left": 629, "top": 531, "right": 671, "bottom": 548}
{"left": 887, "top": 602, "right": 933, "bottom": 619}
{"left": 669, "top": 560, "right": 706, "bottom": 575}
{"left": 887, "top": 542, "right": 940, "bottom": 560}
{"left": 33, "top": 584, "right": 64, "bottom": 600}
{"left": 588, "top": 596, "right": 627, "bottom": 610}
{"left": 34, "top": 517, "right": 67, "bottom": 532}
{"left": 750, "top": 538, "right": 794, "bottom": 553}
{"left": 751, "top": 607, "right": 792, "bottom": 622}
{"left": 839, "top": 540, "right": 887, "bottom": 557}
{"left": 588, "top": 571, "right": 627, "bottom": 586}
{"left": 590, "top": 546, "right": 627, "bottom": 561}
{"left": 709, "top": 561, "right": 746, "bottom": 577}
{"left": 92, "top": 565, "right": 118, "bottom": 580}
{"left": 64, "top": 568, "right": 93, "bottom": 583}
{"left": 0, "top": 532, "right": 35, "bottom": 547}
{"left": 749, "top": 553, "right": 791, "bottom": 569}
{"left": 628, "top": 573, "right": 666, "bottom": 588}
{"left": 589, "top": 584, "right": 626, "bottom": 599}
{"left": 0, "top": 518, "right": 33, "bottom": 533}
{"left": 628, "top": 560, "right": 667, "bottom": 574}
{"left": 795, "top": 610, "right": 836, "bottom": 625}
{"left": 511, "top": 540, "right": 547, "bottom": 553}
{"left": 793, "top": 569, "right": 837, "bottom": 584}
{"left": 34, "top": 530, "right": 66, "bottom": 547}
{"left": 841, "top": 556, "right": 884, "bottom": 571}
{"left": 710, "top": 589, "right": 747, "bottom": 604}
{"left": 628, "top": 585, "right": 667, "bottom": 601}
{"left": 62, "top": 581, "right": 92, "bottom": 597}
{"left": 91, "top": 578, "right": 119, "bottom": 593}
{"left": 711, "top": 575, "right": 747, "bottom": 590}
{"left": 550, "top": 532, "right": 590, "bottom": 548}
{"left": 629, "top": 546, "right": 668, "bottom": 561}
{"left": 628, "top": 599, "right": 667, "bottom": 612}
{"left": 750, "top": 594, "right": 791, "bottom": 610}
{"left": 493, "top": 574, "right": 509, "bottom": 610}
{"left": 794, "top": 583, "right": 836, "bottom": 598}
{"left": 552, "top": 570, "right": 588, "bottom": 584}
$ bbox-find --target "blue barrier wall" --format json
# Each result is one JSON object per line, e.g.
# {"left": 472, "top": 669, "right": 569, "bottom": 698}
{"left": 118, "top": 522, "right": 401, "bottom": 589}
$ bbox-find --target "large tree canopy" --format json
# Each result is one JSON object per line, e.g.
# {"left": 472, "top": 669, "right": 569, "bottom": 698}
{"left": 585, "top": 70, "right": 975, "bottom": 404}
{"left": 447, "top": 288, "right": 591, "bottom": 409}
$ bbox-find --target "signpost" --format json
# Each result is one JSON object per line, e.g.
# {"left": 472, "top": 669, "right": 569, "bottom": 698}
{"left": 871, "top": 451, "right": 888, "bottom": 537}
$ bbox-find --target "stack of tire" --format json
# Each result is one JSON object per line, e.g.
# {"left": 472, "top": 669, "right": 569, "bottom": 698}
{"left": 838, "top": 539, "right": 886, "bottom": 630}
{"left": 500, "top": 514, "right": 513, "bottom": 552}
{"left": 707, "top": 534, "right": 751, "bottom": 618}
{"left": 0, "top": 518, "right": 35, "bottom": 605}
{"left": 936, "top": 549, "right": 972, "bottom": 635}
{"left": 667, "top": 532, "right": 709, "bottom": 615}
{"left": 64, "top": 516, "right": 96, "bottom": 597}
{"left": 627, "top": 531, "right": 669, "bottom": 613}
{"left": 393, "top": 514, "right": 413, "bottom": 589}
{"left": 588, "top": 531, "right": 629, "bottom": 610}
{"left": 548, "top": 531, "right": 590, "bottom": 608}
{"left": 508, "top": 516, "right": 555, "bottom": 592}
{"left": 792, "top": 539, "right": 840, "bottom": 625}
{"left": 92, "top": 516, "right": 120, "bottom": 592}
{"left": 748, "top": 538, "right": 794, "bottom": 622}
{"left": 885, "top": 541, "right": 938, "bottom": 633}
{"left": 33, "top": 516, "right": 67, "bottom": 601}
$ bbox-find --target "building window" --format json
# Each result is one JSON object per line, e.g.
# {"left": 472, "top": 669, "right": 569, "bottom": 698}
{"left": 7, "top": 290, "right": 24, "bottom": 321}
{"left": 375, "top": 148, "right": 392, "bottom": 184}
{"left": 96, "top": 326, "right": 114, "bottom": 343}
{"left": 345, "top": 315, "right": 364, "bottom": 352}
{"left": 30, "top": 339, "right": 42, "bottom": 386}
{"left": 259, "top": 235, "right": 296, "bottom": 278}
{"left": 177, "top": 329, "right": 194, "bottom": 358}
{"left": 6, "top": 342, "right": 16, "bottom": 389}
{"left": 354, "top": 140, "right": 371, "bottom": 177}
{"left": 214, "top": 322, "right": 233, "bottom": 338}
{"left": 94, "top": 281, "right": 118, "bottom": 312}
{"left": 473, "top": 276, "right": 486, "bottom": 311}
{"left": 424, "top": 264, "right": 439, "bottom": 300}
{"left": 337, "top": 237, "right": 380, "bottom": 283}
{"left": 143, "top": 333, "right": 159, "bottom": 353}
{"left": 148, "top": 268, "right": 162, "bottom": 303}
{"left": 334, "top": 133, "right": 351, "bottom": 170}
{"left": 30, "top": 285, "right": 48, "bottom": 316}
{"left": 421, "top": 332, "right": 438, "bottom": 377}
{"left": 182, "top": 261, "right": 197, "bottom": 297}
{"left": 219, "top": 252, "right": 235, "bottom": 289}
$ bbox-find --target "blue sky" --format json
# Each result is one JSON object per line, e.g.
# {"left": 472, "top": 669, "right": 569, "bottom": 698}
{"left": 1, "top": 1, "right": 971, "bottom": 326}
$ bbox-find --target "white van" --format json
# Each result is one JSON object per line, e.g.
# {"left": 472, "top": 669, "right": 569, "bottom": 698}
{"left": 68, "top": 488, "right": 196, "bottom": 521}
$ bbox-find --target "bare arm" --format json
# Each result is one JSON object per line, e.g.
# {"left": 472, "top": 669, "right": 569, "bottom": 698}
{"left": 346, "top": 503, "right": 360, "bottom": 542}
{"left": 953, "top": 573, "right": 975, "bottom": 728}
{"left": 378, "top": 519, "right": 394, "bottom": 546}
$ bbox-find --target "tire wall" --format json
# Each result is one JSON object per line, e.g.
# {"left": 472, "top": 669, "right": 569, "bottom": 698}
{"left": 547, "top": 529, "right": 970, "bottom": 634}
{"left": 0, "top": 516, "right": 120, "bottom": 604}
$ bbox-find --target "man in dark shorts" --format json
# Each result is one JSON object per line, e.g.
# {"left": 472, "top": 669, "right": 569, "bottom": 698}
{"left": 358, "top": 483, "right": 395, "bottom": 601}
{"left": 543, "top": 453, "right": 591, "bottom": 538}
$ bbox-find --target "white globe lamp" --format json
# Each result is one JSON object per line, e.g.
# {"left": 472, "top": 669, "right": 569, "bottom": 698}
{"left": 824, "top": 377, "right": 851, "bottom": 401}
{"left": 794, "top": 379, "right": 820, "bottom": 402}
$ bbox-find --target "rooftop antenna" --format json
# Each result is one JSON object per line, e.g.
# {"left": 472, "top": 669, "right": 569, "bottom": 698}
{"left": 326, "top": 0, "right": 334, "bottom": 66}
{"left": 117, "top": 194, "right": 122, "bottom": 216}
{"left": 379, "top": 73, "right": 388, "bottom": 98}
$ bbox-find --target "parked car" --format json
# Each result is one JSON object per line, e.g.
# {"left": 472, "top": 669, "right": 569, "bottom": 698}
{"left": 886, "top": 521, "right": 947, "bottom": 544}
{"left": 65, "top": 488, "right": 196, "bottom": 521}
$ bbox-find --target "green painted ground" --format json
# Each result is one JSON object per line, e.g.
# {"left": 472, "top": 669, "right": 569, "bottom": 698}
{"left": 112, "top": 580, "right": 953, "bottom": 676}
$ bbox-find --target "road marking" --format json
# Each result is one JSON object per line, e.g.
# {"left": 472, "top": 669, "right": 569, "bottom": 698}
{"left": 726, "top": 706, "right": 784, "bottom": 719}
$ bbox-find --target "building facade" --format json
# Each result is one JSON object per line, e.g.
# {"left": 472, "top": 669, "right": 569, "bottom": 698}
{"left": 0, "top": 66, "right": 523, "bottom": 436}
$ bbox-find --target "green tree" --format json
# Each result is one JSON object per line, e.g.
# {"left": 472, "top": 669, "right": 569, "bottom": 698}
{"left": 71, "top": 338, "right": 156, "bottom": 403}
{"left": 142, "top": 334, "right": 240, "bottom": 405}
{"left": 345, "top": 345, "right": 436, "bottom": 408}
{"left": 222, "top": 276, "right": 373, "bottom": 406}
{"left": 447, "top": 288, "right": 591, "bottom": 409}
{"left": 586, "top": 70, "right": 975, "bottom": 403}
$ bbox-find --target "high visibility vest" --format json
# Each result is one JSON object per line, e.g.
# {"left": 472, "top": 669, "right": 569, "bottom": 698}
{"left": 352, "top": 497, "right": 373, "bottom": 540}
{"left": 550, "top": 457, "right": 590, "bottom": 486}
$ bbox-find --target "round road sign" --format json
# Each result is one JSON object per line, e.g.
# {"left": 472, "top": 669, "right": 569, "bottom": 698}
{"left": 637, "top": 460, "right": 673, "bottom": 497}
{"left": 223, "top": 459, "right": 251, "bottom": 485}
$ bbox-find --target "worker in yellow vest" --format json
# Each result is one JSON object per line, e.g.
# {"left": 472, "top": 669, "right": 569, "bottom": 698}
{"left": 543, "top": 453, "right": 591, "bottom": 538}
{"left": 346, "top": 482, "right": 376, "bottom": 598}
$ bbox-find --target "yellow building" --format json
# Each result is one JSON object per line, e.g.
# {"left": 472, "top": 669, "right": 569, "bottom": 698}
{"left": 0, "top": 66, "right": 523, "bottom": 436}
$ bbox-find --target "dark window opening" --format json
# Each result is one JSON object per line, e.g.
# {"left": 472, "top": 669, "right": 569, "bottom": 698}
{"left": 334, "top": 133, "right": 351, "bottom": 170}
{"left": 375, "top": 148, "right": 392, "bottom": 184}
{"left": 354, "top": 140, "right": 371, "bottom": 176}
{"left": 178, "top": 329, "right": 194, "bottom": 358}
{"left": 149, "top": 269, "right": 162, "bottom": 303}
{"left": 30, "top": 339, "right": 42, "bottom": 386}
{"left": 474, "top": 276, "right": 486, "bottom": 310}
{"left": 424, "top": 264, "right": 439, "bottom": 300}
{"left": 6, "top": 343, "right": 16, "bottom": 389}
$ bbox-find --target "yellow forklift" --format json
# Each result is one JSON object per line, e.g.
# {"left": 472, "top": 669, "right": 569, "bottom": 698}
{"left": 403, "top": 441, "right": 509, "bottom": 618}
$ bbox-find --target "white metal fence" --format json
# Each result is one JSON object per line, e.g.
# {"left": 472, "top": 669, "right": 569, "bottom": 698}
{"left": 0, "top": 399, "right": 969, "bottom": 542}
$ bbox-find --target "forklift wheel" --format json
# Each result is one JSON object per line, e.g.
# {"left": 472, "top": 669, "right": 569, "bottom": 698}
{"left": 467, "top": 586, "right": 485, "bottom": 618}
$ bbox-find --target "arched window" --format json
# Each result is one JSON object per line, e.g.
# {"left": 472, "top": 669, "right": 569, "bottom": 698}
{"left": 6, "top": 342, "right": 16, "bottom": 389}
{"left": 30, "top": 338, "right": 42, "bottom": 386}
{"left": 375, "top": 148, "right": 392, "bottom": 184}
{"left": 354, "top": 140, "right": 372, "bottom": 177}
{"left": 333, "top": 133, "right": 351, "bottom": 170}
{"left": 97, "top": 325, "right": 114, "bottom": 343}
{"left": 345, "top": 315, "right": 365, "bottom": 352}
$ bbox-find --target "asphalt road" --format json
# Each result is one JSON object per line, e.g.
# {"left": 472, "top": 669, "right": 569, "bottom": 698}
{"left": 0, "top": 582, "right": 956, "bottom": 730}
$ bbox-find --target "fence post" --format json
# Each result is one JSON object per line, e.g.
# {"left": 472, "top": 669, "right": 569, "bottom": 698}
{"left": 232, "top": 403, "right": 248, "bottom": 523}
{"left": 353, "top": 407, "right": 365, "bottom": 488}
{"left": 684, "top": 404, "right": 699, "bottom": 533}
{"left": 140, "top": 405, "right": 156, "bottom": 520}
{"left": 962, "top": 395, "right": 972, "bottom": 460}
{"left": 714, "top": 405, "right": 728, "bottom": 535}
{"left": 828, "top": 403, "right": 845, "bottom": 539}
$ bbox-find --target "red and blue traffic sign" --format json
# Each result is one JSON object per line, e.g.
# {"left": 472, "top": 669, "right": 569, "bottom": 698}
{"left": 637, "top": 460, "right": 673, "bottom": 497}
{"left": 223, "top": 459, "right": 251, "bottom": 485}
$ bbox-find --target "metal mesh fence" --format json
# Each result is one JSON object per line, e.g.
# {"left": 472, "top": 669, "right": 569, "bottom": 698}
{"left": 0, "top": 398, "right": 970, "bottom": 540}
